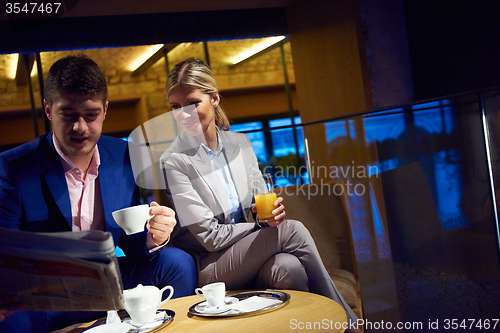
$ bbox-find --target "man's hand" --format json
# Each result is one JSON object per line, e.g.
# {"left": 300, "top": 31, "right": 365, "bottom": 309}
{"left": 146, "top": 201, "right": 176, "bottom": 245}
{"left": 0, "top": 292, "right": 23, "bottom": 322}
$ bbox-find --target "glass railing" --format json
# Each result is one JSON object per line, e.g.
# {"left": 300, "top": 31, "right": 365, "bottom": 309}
{"left": 238, "top": 88, "right": 500, "bottom": 331}
{"left": 129, "top": 87, "right": 500, "bottom": 331}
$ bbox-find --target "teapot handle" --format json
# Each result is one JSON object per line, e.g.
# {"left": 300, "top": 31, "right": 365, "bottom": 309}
{"left": 157, "top": 285, "right": 174, "bottom": 309}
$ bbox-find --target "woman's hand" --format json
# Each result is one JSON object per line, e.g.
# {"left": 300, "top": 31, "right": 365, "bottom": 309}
{"left": 252, "top": 196, "right": 286, "bottom": 227}
{"left": 268, "top": 196, "right": 286, "bottom": 227}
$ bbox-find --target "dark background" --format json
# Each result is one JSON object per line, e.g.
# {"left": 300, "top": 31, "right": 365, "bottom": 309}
{"left": 1, "top": 1, "right": 500, "bottom": 102}
{"left": 403, "top": 0, "right": 500, "bottom": 100}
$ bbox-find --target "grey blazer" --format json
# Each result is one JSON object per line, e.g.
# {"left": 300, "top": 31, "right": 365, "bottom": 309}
{"left": 160, "top": 130, "right": 264, "bottom": 263}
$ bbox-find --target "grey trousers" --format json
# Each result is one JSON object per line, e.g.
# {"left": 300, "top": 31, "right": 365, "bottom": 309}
{"left": 198, "top": 219, "right": 358, "bottom": 322}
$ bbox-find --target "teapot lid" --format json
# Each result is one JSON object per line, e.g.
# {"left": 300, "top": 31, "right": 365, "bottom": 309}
{"left": 124, "top": 284, "right": 160, "bottom": 297}
{"left": 124, "top": 284, "right": 144, "bottom": 297}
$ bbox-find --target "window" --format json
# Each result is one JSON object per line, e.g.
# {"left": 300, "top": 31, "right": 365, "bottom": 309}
{"left": 269, "top": 117, "right": 304, "bottom": 156}
{"left": 230, "top": 122, "right": 267, "bottom": 162}
{"left": 232, "top": 116, "right": 307, "bottom": 186}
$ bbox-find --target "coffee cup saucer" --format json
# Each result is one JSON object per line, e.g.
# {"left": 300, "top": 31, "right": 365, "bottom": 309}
{"left": 83, "top": 310, "right": 175, "bottom": 332}
{"left": 195, "top": 296, "right": 239, "bottom": 314}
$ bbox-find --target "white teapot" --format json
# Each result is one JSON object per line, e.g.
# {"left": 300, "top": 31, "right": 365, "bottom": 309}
{"left": 123, "top": 284, "right": 174, "bottom": 325}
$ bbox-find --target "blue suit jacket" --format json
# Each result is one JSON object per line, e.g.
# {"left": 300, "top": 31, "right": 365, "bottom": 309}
{"left": 0, "top": 133, "right": 151, "bottom": 257}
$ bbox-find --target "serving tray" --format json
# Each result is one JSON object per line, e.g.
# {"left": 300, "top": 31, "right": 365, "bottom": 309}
{"left": 188, "top": 290, "right": 291, "bottom": 318}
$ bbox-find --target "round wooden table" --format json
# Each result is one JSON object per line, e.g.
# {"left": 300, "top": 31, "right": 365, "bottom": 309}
{"left": 157, "top": 290, "right": 347, "bottom": 333}
{"left": 73, "top": 290, "right": 347, "bottom": 333}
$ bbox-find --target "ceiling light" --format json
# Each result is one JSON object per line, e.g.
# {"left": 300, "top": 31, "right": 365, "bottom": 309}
{"left": 5, "top": 53, "right": 18, "bottom": 79}
{"left": 127, "top": 44, "right": 165, "bottom": 71}
{"left": 167, "top": 43, "right": 191, "bottom": 59}
{"left": 230, "top": 36, "right": 286, "bottom": 65}
{"left": 30, "top": 60, "right": 37, "bottom": 77}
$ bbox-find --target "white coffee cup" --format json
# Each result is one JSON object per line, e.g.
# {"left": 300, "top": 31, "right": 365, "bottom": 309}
{"left": 123, "top": 284, "right": 174, "bottom": 325}
{"left": 112, "top": 204, "right": 152, "bottom": 235}
{"left": 195, "top": 282, "right": 226, "bottom": 307}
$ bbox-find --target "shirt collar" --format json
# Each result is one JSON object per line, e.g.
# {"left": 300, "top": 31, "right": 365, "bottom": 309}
{"left": 52, "top": 134, "right": 101, "bottom": 175}
{"left": 201, "top": 131, "right": 224, "bottom": 159}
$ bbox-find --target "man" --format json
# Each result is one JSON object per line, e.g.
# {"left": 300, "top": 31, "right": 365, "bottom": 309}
{"left": 0, "top": 55, "right": 197, "bottom": 332}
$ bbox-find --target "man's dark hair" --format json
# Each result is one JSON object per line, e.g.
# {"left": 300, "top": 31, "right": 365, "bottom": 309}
{"left": 44, "top": 55, "right": 108, "bottom": 106}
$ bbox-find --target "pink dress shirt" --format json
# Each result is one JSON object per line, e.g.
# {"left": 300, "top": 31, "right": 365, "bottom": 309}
{"left": 53, "top": 136, "right": 163, "bottom": 251}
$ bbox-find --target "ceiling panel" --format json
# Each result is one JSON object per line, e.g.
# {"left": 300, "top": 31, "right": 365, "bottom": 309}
{"left": 0, "top": 8, "right": 287, "bottom": 55}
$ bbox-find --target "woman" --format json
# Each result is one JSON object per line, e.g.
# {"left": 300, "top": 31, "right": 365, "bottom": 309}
{"left": 160, "top": 58, "right": 358, "bottom": 326}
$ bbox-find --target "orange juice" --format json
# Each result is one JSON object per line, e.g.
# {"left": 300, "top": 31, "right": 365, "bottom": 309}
{"left": 255, "top": 192, "right": 277, "bottom": 222}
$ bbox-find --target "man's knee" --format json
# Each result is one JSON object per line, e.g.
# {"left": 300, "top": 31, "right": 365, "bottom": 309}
{"left": 158, "top": 247, "right": 193, "bottom": 265}
{"left": 155, "top": 247, "right": 197, "bottom": 296}
{"left": 156, "top": 248, "right": 196, "bottom": 276}
{"left": 0, "top": 311, "right": 53, "bottom": 333}
{"left": 0, "top": 312, "right": 34, "bottom": 333}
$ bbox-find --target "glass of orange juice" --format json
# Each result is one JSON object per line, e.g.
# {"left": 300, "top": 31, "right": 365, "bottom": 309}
{"left": 254, "top": 174, "right": 277, "bottom": 225}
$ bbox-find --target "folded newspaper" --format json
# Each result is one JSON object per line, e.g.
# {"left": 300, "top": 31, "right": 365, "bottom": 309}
{"left": 0, "top": 227, "right": 124, "bottom": 311}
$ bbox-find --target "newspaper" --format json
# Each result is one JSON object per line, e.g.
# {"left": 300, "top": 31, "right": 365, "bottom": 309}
{"left": 0, "top": 227, "right": 124, "bottom": 311}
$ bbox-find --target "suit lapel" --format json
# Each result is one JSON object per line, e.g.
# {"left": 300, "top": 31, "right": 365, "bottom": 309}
{"left": 97, "top": 143, "right": 111, "bottom": 219}
{"left": 180, "top": 132, "right": 230, "bottom": 219}
{"left": 221, "top": 132, "right": 251, "bottom": 220}
{"left": 41, "top": 134, "right": 72, "bottom": 229}
{"left": 96, "top": 143, "right": 123, "bottom": 244}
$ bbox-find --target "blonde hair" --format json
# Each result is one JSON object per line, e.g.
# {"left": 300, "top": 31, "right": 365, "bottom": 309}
{"left": 166, "top": 58, "right": 230, "bottom": 131}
